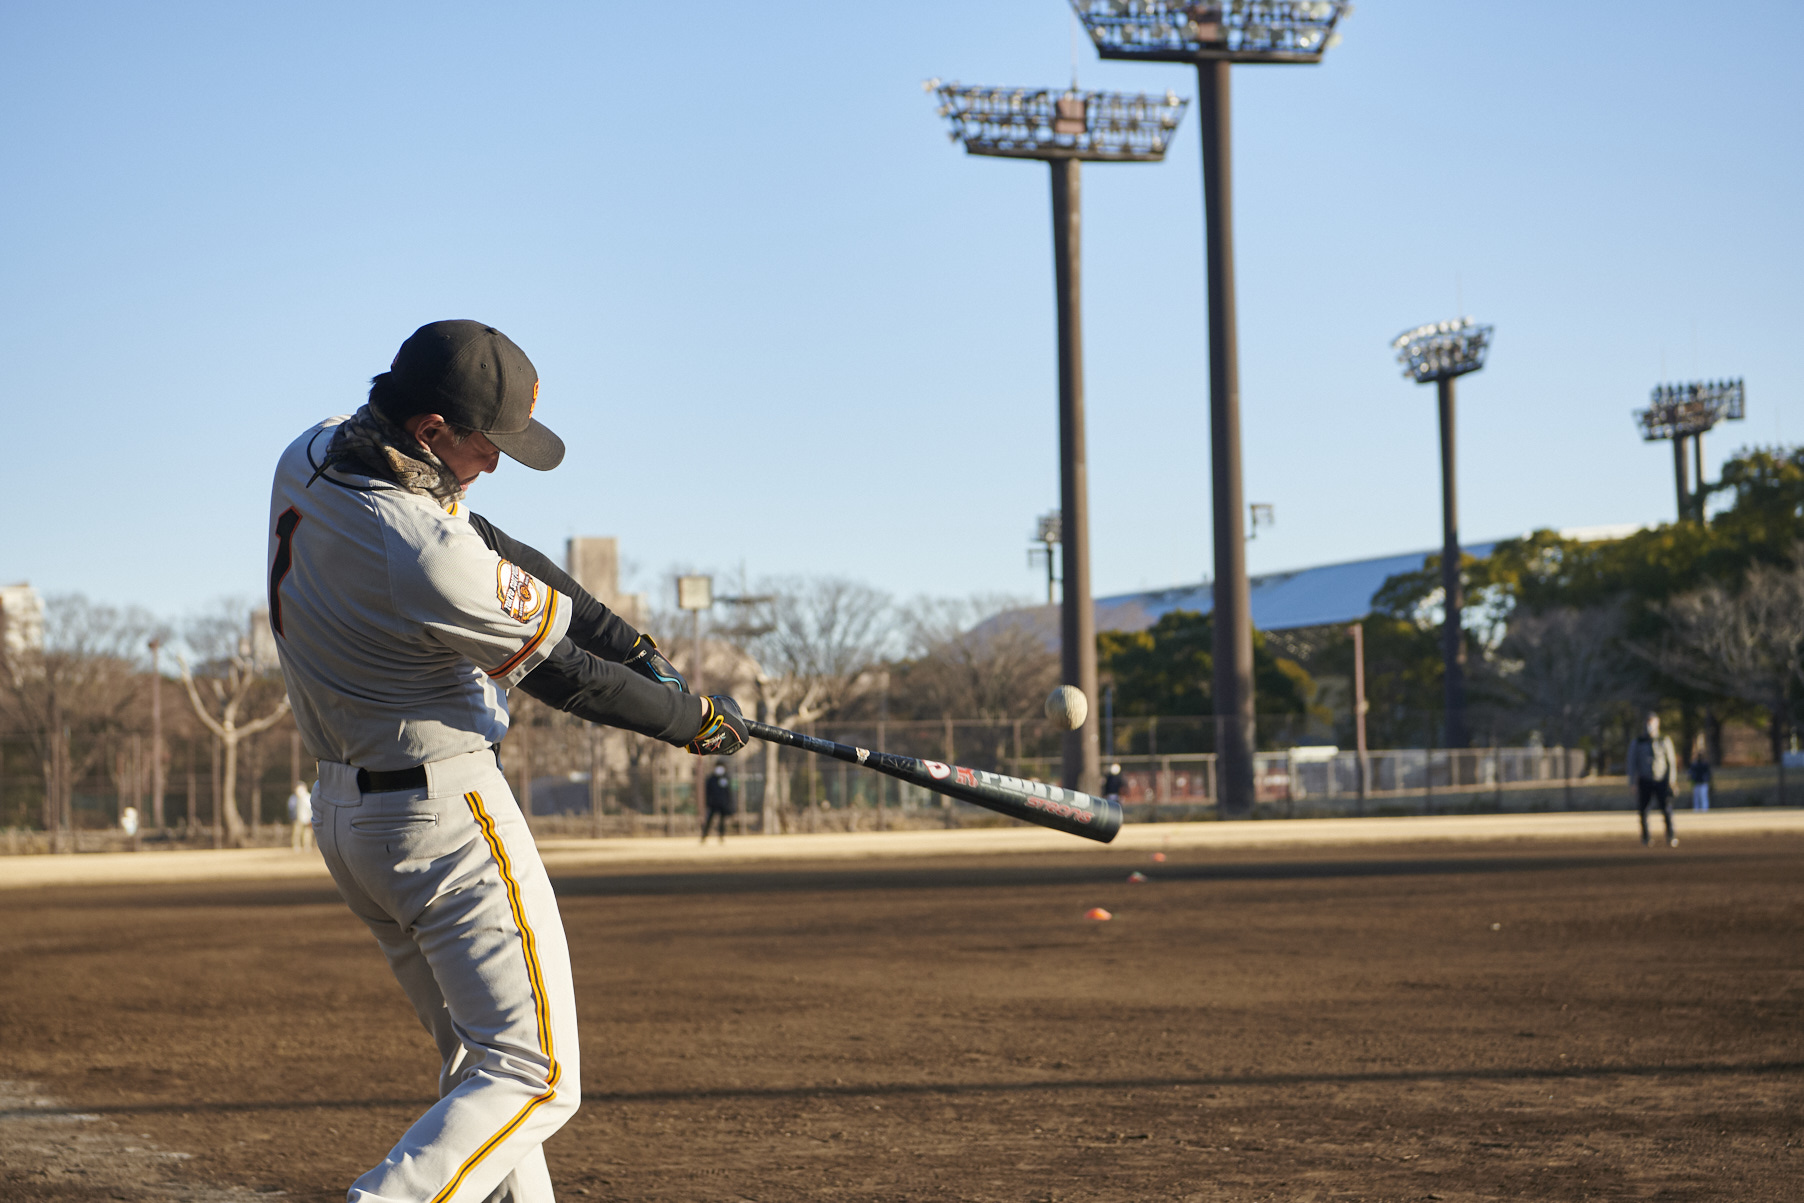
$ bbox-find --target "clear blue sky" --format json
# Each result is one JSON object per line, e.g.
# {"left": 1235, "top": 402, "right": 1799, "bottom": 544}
{"left": 3, "top": 1, "right": 1799, "bottom": 622}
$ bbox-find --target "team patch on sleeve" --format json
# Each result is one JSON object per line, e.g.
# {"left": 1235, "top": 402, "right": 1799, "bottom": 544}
{"left": 496, "top": 561, "right": 548, "bottom": 623}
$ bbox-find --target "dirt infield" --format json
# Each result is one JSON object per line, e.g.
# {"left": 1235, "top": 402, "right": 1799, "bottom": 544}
{"left": 3, "top": 833, "right": 1800, "bottom": 1201}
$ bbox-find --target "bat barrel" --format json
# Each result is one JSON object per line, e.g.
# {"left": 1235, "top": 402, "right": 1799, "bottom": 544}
{"left": 745, "top": 719, "right": 1122, "bottom": 844}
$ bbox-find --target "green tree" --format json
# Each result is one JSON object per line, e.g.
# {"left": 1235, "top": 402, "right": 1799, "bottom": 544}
{"left": 1366, "top": 444, "right": 1804, "bottom": 758}
{"left": 1309, "top": 618, "right": 1446, "bottom": 750}
{"left": 1096, "top": 610, "right": 1315, "bottom": 750}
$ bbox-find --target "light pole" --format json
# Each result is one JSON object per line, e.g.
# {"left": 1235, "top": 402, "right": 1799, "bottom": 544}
{"left": 930, "top": 80, "right": 1186, "bottom": 796}
{"left": 1028, "top": 510, "right": 1063, "bottom": 606}
{"left": 1349, "top": 620, "right": 1368, "bottom": 815}
{"left": 676, "top": 574, "right": 713, "bottom": 837}
{"left": 1391, "top": 316, "right": 1493, "bottom": 751}
{"left": 1635, "top": 379, "right": 1746, "bottom": 522}
{"left": 1071, "top": 0, "right": 1350, "bottom": 816}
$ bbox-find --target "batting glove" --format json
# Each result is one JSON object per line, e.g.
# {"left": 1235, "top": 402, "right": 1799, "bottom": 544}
{"left": 625, "top": 633, "right": 687, "bottom": 692}
{"left": 686, "top": 695, "right": 749, "bottom": 756}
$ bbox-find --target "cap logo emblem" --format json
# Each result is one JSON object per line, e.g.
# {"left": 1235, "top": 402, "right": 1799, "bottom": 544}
{"left": 531, "top": 379, "right": 539, "bottom": 416}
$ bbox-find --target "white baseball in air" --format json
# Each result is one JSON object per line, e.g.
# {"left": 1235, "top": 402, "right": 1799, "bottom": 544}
{"left": 1044, "top": 685, "right": 1089, "bottom": 731}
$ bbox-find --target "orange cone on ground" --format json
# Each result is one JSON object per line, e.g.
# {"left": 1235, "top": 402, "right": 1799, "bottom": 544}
{"left": 1085, "top": 907, "right": 1112, "bottom": 921}
{"left": 1151, "top": 852, "right": 1167, "bottom": 863}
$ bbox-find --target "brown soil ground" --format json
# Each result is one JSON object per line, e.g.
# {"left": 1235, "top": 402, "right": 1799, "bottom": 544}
{"left": 2, "top": 834, "right": 1800, "bottom": 1202}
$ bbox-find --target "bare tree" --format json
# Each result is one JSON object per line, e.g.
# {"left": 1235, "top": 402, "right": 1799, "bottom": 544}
{"left": 1648, "top": 557, "right": 1804, "bottom": 803}
{"left": 0, "top": 595, "right": 157, "bottom": 850}
{"left": 732, "top": 578, "right": 894, "bottom": 832}
{"left": 1495, "top": 602, "right": 1641, "bottom": 803}
{"left": 891, "top": 596, "right": 1058, "bottom": 721}
{"left": 178, "top": 602, "right": 291, "bottom": 846}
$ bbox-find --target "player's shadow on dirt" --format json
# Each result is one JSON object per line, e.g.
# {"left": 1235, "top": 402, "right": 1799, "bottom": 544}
{"left": 582, "top": 1057, "right": 1804, "bottom": 1105}
{"left": 546, "top": 853, "right": 1690, "bottom": 899}
{"left": 35, "top": 1059, "right": 1802, "bottom": 1120}
{"left": 37, "top": 849, "right": 1734, "bottom": 912}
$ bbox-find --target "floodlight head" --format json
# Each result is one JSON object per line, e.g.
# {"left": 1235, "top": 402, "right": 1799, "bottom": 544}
{"left": 930, "top": 82, "right": 1187, "bottom": 162}
{"left": 1071, "top": 0, "right": 1351, "bottom": 65}
{"left": 1391, "top": 317, "right": 1492, "bottom": 384}
{"left": 1036, "top": 511, "right": 1064, "bottom": 544}
{"left": 1635, "top": 378, "right": 1746, "bottom": 442}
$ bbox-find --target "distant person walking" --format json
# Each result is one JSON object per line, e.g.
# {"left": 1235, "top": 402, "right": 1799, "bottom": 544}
{"left": 1627, "top": 713, "right": 1679, "bottom": 847}
{"left": 287, "top": 780, "right": 314, "bottom": 850}
{"left": 1101, "top": 763, "right": 1125, "bottom": 804}
{"left": 701, "top": 763, "right": 735, "bottom": 843}
{"left": 1688, "top": 751, "right": 1712, "bottom": 812}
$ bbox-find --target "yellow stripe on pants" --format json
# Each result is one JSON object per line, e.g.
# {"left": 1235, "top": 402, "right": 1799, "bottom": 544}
{"left": 428, "top": 791, "right": 560, "bottom": 1203}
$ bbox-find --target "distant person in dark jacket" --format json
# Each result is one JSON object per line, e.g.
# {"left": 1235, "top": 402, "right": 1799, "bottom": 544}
{"left": 1688, "top": 751, "right": 1712, "bottom": 811}
{"left": 701, "top": 763, "right": 735, "bottom": 843}
{"left": 1627, "top": 712, "right": 1679, "bottom": 847}
{"left": 1101, "top": 763, "right": 1125, "bottom": 803}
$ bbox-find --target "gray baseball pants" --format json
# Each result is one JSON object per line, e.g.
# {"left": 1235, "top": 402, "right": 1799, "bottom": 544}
{"left": 314, "top": 748, "right": 580, "bottom": 1203}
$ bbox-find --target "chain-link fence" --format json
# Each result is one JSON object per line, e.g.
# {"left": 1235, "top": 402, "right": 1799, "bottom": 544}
{"left": 0, "top": 728, "right": 312, "bottom": 851}
{"left": 5, "top": 715, "right": 1797, "bottom": 850}
{"left": 503, "top": 714, "right": 1799, "bottom": 835}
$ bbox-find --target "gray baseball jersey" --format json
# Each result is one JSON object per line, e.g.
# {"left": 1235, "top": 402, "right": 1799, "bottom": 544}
{"left": 267, "top": 417, "right": 572, "bottom": 771}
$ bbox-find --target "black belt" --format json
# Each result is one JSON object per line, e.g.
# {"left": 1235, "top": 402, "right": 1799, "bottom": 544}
{"left": 357, "top": 765, "right": 428, "bottom": 793}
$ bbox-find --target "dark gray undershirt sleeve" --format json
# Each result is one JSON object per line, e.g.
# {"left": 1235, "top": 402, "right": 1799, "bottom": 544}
{"left": 517, "top": 636, "right": 706, "bottom": 745}
{"left": 466, "top": 511, "right": 640, "bottom": 662}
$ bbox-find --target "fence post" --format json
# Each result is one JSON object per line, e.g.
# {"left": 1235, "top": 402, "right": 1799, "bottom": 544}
{"left": 1423, "top": 746, "right": 1434, "bottom": 816}
{"left": 589, "top": 728, "right": 605, "bottom": 839}
{"left": 808, "top": 722, "right": 819, "bottom": 832}
{"left": 210, "top": 737, "right": 223, "bottom": 849}
{"left": 735, "top": 759, "right": 746, "bottom": 837}
{"left": 130, "top": 733, "right": 143, "bottom": 851}
{"left": 875, "top": 719, "right": 887, "bottom": 831}
{"left": 49, "top": 723, "right": 64, "bottom": 852}
{"left": 150, "top": 642, "right": 166, "bottom": 832}
{"left": 248, "top": 733, "right": 263, "bottom": 841}
{"left": 941, "top": 718, "right": 956, "bottom": 828}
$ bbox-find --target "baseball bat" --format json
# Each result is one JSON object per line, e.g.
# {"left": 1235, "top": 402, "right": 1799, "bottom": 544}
{"left": 745, "top": 719, "right": 1122, "bottom": 844}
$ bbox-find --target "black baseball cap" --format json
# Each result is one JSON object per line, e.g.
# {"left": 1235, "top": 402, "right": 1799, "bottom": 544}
{"left": 381, "top": 320, "right": 565, "bottom": 471}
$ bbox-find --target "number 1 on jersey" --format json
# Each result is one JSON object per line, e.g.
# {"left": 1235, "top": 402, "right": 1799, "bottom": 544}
{"left": 269, "top": 507, "right": 303, "bottom": 637}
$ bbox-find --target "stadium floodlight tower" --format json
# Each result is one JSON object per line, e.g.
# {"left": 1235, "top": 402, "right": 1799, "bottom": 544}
{"left": 1391, "top": 316, "right": 1493, "bottom": 752}
{"left": 1069, "top": 0, "right": 1351, "bottom": 817}
{"left": 1635, "top": 379, "right": 1746, "bottom": 522}
{"left": 930, "top": 80, "right": 1187, "bottom": 796}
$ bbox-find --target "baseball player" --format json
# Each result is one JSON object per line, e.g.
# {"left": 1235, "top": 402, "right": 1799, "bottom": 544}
{"left": 286, "top": 779, "right": 314, "bottom": 851}
{"left": 700, "top": 763, "right": 735, "bottom": 842}
{"left": 1627, "top": 711, "right": 1679, "bottom": 848}
{"left": 266, "top": 320, "right": 747, "bottom": 1203}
